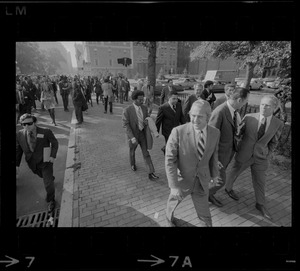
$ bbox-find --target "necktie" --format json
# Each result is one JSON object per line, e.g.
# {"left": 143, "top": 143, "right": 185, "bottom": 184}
{"left": 233, "top": 110, "right": 238, "bottom": 134}
{"left": 137, "top": 106, "right": 144, "bottom": 131}
{"left": 257, "top": 117, "right": 266, "bottom": 140}
{"left": 197, "top": 131, "right": 205, "bottom": 160}
{"left": 28, "top": 131, "right": 36, "bottom": 152}
{"left": 172, "top": 105, "right": 176, "bottom": 112}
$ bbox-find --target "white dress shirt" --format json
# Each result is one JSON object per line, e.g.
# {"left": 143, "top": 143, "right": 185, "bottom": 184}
{"left": 258, "top": 114, "right": 272, "bottom": 132}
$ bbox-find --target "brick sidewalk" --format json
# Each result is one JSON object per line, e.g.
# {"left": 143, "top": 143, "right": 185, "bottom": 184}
{"left": 59, "top": 98, "right": 291, "bottom": 227}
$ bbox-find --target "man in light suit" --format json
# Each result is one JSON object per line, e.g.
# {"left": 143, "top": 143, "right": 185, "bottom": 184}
{"left": 16, "top": 113, "right": 59, "bottom": 212}
{"left": 208, "top": 87, "right": 250, "bottom": 207}
{"left": 165, "top": 100, "right": 221, "bottom": 227}
{"left": 182, "top": 83, "right": 205, "bottom": 122}
{"left": 122, "top": 90, "right": 159, "bottom": 181}
{"left": 156, "top": 90, "right": 186, "bottom": 155}
{"left": 160, "top": 79, "right": 176, "bottom": 105}
{"left": 225, "top": 95, "right": 284, "bottom": 220}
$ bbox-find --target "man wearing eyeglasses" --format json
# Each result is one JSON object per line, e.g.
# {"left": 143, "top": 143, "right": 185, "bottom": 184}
{"left": 16, "top": 113, "right": 59, "bottom": 212}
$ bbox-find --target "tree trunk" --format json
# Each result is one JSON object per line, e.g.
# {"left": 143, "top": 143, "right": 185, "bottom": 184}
{"left": 148, "top": 42, "right": 157, "bottom": 89}
{"left": 244, "top": 62, "right": 255, "bottom": 89}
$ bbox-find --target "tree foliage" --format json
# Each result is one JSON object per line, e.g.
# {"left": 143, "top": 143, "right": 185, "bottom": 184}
{"left": 16, "top": 42, "right": 68, "bottom": 75}
{"left": 190, "top": 41, "right": 291, "bottom": 88}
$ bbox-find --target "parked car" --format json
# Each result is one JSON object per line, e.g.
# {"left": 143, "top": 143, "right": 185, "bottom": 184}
{"left": 173, "top": 77, "right": 198, "bottom": 90}
{"left": 235, "top": 78, "right": 264, "bottom": 90}
{"left": 154, "top": 82, "right": 184, "bottom": 96}
{"left": 211, "top": 80, "right": 226, "bottom": 93}
{"left": 266, "top": 79, "right": 281, "bottom": 89}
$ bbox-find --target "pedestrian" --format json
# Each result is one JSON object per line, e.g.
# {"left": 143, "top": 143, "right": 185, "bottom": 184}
{"left": 94, "top": 78, "right": 103, "bottom": 105}
{"left": 41, "top": 76, "right": 57, "bottom": 126}
{"left": 85, "top": 76, "right": 93, "bottom": 107}
{"left": 141, "top": 79, "right": 155, "bottom": 115}
{"left": 207, "top": 87, "right": 250, "bottom": 207}
{"left": 117, "top": 75, "right": 125, "bottom": 104}
{"left": 102, "top": 77, "right": 114, "bottom": 114}
{"left": 182, "top": 83, "right": 205, "bottom": 122}
{"left": 124, "top": 77, "right": 130, "bottom": 102}
{"left": 111, "top": 77, "right": 118, "bottom": 102}
{"left": 137, "top": 78, "right": 144, "bottom": 91}
{"left": 212, "top": 83, "right": 236, "bottom": 110}
{"left": 160, "top": 79, "right": 176, "bottom": 105}
{"left": 51, "top": 77, "right": 59, "bottom": 105}
{"left": 16, "top": 80, "right": 28, "bottom": 123}
{"left": 60, "top": 76, "right": 72, "bottom": 112}
{"left": 16, "top": 113, "right": 59, "bottom": 212}
{"left": 72, "top": 75, "right": 86, "bottom": 125}
{"left": 225, "top": 95, "right": 284, "bottom": 220}
{"left": 165, "top": 100, "right": 221, "bottom": 227}
{"left": 202, "top": 80, "right": 216, "bottom": 108}
{"left": 156, "top": 90, "right": 185, "bottom": 155}
{"left": 122, "top": 90, "right": 159, "bottom": 181}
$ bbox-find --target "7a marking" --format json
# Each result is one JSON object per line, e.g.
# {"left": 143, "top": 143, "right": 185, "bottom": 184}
{"left": 25, "top": 257, "right": 35, "bottom": 268}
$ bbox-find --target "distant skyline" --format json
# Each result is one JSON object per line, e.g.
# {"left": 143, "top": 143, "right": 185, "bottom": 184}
{"left": 61, "top": 42, "right": 81, "bottom": 68}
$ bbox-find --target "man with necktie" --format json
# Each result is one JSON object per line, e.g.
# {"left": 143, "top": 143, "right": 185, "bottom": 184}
{"left": 16, "top": 114, "right": 59, "bottom": 212}
{"left": 160, "top": 79, "right": 176, "bottom": 105}
{"left": 122, "top": 90, "right": 159, "bottom": 181}
{"left": 208, "top": 87, "right": 250, "bottom": 207}
{"left": 165, "top": 100, "right": 221, "bottom": 227}
{"left": 156, "top": 90, "right": 186, "bottom": 155}
{"left": 225, "top": 95, "right": 284, "bottom": 220}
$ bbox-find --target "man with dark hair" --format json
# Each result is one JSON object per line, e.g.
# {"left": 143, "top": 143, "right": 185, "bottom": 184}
{"left": 16, "top": 113, "right": 59, "bottom": 212}
{"left": 202, "top": 80, "right": 216, "bottom": 107}
{"left": 122, "top": 90, "right": 159, "bottom": 181}
{"left": 160, "top": 79, "right": 176, "bottom": 105}
{"left": 225, "top": 95, "right": 284, "bottom": 220}
{"left": 72, "top": 76, "right": 86, "bottom": 124}
{"left": 208, "top": 87, "right": 250, "bottom": 207}
{"left": 156, "top": 90, "right": 185, "bottom": 155}
{"left": 60, "top": 77, "right": 72, "bottom": 111}
{"left": 212, "top": 83, "right": 236, "bottom": 110}
{"left": 182, "top": 83, "right": 205, "bottom": 122}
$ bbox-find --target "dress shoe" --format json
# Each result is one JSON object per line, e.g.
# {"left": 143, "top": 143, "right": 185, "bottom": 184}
{"left": 48, "top": 200, "right": 56, "bottom": 213}
{"left": 131, "top": 165, "right": 137, "bottom": 171}
{"left": 149, "top": 173, "right": 159, "bottom": 181}
{"left": 199, "top": 216, "right": 213, "bottom": 227}
{"left": 208, "top": 195, "right": 223, "bottom": 207}
{"left": 255, "top": 203, "right": 273, "bottom": 220}
{"left": 225, "top": 188, "right": 239, "bottom": 201}
{"left": 166, "top": 216, "right": 178, "bottom": 227}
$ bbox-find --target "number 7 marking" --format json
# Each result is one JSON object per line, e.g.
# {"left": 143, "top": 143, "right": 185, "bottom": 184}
{"left": 170, "top": 256, "right": 179, "bottom": 267}
{"left": 25, "top": 257, "right": 35, "bottom": 268}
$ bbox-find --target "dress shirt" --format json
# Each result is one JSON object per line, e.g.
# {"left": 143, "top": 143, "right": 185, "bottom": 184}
{"left": 227, "top": 101, "right": 241, "bottom": 125}
{"left": 194, "top": 125, "right": 207, "bottom": 146}
{"left": 133, "top": 103, "right": 144, "bottom": 129}
{"left": 258, "top": 114, "right": 272, "bottom": 132}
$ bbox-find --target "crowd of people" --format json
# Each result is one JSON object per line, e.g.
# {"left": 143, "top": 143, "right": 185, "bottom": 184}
{"left": 16, "top": 73, "right": 285, "bottom": 226}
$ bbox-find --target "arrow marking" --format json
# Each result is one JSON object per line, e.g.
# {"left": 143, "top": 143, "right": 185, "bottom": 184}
{"left": 0, "top": 255, "right": 19, "bottom": 267}
{"left": 137, "top": 255, "right": 165, "bottom": 267}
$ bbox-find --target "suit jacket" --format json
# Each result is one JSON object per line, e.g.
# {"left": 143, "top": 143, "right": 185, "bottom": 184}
{"left": 208, "top": 102, "right": 240, "bottom": 167}
{"left": 72, "top": 82, "right": 86, "bottom": 106}
{"left": 160, "top": 85, "right": 176, "bottom": 105}
{"left": 16, "top": 126, "right": 59, "bottom": 173}
{"left": 156, "top": 102, "right": 185, "bottom": 139}
{"left": 122, "top": 104, "right": 149, "bottom": 145}
{"left": 212, "top": 95, "right": 227, "bottom": 110}
{"left": 235, "top": 113, "right": 284, "bottom": 164}
{"left": 165, "top": 123, "right": 220, "bottom": 194}
{"left": 202, "top": 88, "right": 216, "bottom": 106}
{"left": 182, "top": 94, "right": 198, "bottom": 122}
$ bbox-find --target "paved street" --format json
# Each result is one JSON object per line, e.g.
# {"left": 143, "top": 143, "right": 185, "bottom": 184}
{"left": 59, "top": 95, "right": 291, "bottom": 227}
{"left": 17, "top": 95, "right": 73, "bottom": 217}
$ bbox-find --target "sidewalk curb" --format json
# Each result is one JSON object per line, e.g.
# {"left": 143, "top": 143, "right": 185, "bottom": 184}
{"left": 58, "top": 109, "right": 77, "bottom": 227}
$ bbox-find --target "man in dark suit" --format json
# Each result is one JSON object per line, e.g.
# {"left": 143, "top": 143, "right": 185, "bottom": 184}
{"left": 202, "top": 80, "right": 216, "bottom": 108}
{"left": 60, "top": 77, "right": 72, "bottom": 112}
{"left": 16, "top": 114, "right": 59, "bottom": 212}
{"left": 160, "top": 79, "right": 176, "bottom": 105}
{"left": 156, "top": 90, "right": 186, "bottom": 155}
{"left": 212, "top": 83, "right": 236, "bottom": 111}
{"left": 182, "top": 83, "right": 205, "bottom": 122}
{"left": 208, "top": 87, "right": 250, "bottom": 207}
{"left": 72, "top": 75, "right": 86, "bottom": 125}
{"left": 122, "top": 90, "right": 159, "bottom": 181}
{"left": 225, "top": 95, "right": 284, "bottom": 220}
{"left": 165, "top": 100, "right": 221, "bottom": 227}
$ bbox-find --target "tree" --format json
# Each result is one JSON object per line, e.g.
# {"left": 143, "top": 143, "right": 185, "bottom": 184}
{"left": 42, "top": 47, "right": 67, "bottom": 75}
{"left": 134, "top": 42, "right": 157, "bottom": 90}
{"left": 16, "top": 42, "right": 47, "bottom": 74}
{"left": 190, "top": 41, "right": 291, "bottom": 89}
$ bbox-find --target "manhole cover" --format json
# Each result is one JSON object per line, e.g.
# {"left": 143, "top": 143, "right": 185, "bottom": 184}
{"left": 16, "top": 208, "right": 60, "bottom": 227}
